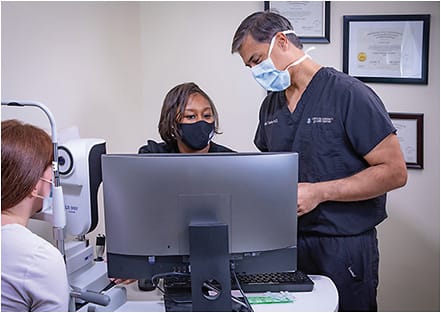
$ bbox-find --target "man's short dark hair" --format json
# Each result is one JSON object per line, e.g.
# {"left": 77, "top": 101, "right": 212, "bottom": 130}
{"left": 231, "top": 11, "right": 303, "bottom": 54}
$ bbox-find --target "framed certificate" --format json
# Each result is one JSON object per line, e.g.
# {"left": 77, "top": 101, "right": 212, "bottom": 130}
{"left": 264, "top": 1, "right": 330, "bottom": 43}
{"left": 343, "top": 15, "right": 430, "bottom": 84}
{"left": 389, "top": 113, "right": 424, "bottom": 169}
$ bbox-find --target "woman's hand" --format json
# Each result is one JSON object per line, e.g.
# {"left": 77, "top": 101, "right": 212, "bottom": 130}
{"left": 110, "top": 278, "right": 136, "bottom": 285}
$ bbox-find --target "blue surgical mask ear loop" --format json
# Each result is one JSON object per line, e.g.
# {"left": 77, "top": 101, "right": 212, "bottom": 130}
{"left": 285, "top": 46, "right": 316, "bottom": 70}
{"left": 273, "top": 30, "right": 316, "bottom": 70}
{"left": 268, "top": 30, "right": 297, "bottom": 62}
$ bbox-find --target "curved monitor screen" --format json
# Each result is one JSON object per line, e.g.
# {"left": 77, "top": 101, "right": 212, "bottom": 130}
{"left": 102, "top": 152, "right": 298, "bottom": 279}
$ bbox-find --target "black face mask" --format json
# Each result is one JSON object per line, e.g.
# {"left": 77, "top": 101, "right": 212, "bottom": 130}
{"left": 179, "top": 121, "right": 215, "bottom": 151}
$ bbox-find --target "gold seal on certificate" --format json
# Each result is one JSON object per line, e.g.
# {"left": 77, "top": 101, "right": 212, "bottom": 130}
{"left": 357, "top": 52, "right": 367, "bottom": 62}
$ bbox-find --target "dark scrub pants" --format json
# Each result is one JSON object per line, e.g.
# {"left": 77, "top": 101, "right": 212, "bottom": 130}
{"left": 298, "top": 229, "right": 379, "bottom": 311}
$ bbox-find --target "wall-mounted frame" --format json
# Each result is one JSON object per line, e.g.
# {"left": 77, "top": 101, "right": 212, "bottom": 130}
{"left": 389, "top": 113, "right": 424, "bottom": 169}
{"left": 343, "top": 15, "right": 430, "bottom": 84}
{"left": 264, "top": 1, "right": 330, "bottom": 43}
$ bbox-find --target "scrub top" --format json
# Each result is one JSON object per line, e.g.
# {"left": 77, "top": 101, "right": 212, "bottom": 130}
{"left": 254, "top": 67, "right": 396, "bottom": 236}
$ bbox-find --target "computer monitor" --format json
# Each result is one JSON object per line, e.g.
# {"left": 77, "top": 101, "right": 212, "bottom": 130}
{"left": 102, "top": 152, "right": 298, "bottom": 302}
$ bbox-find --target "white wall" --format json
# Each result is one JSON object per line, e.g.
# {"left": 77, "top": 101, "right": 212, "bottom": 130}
{"left": 137, "top": 1, "right": 266, "bottom": 152}
{"left": 1, "top": 1, "right": 439, "bottom": 311}
{"left": 1, "top": 1, "right": 146, "bottom": 153}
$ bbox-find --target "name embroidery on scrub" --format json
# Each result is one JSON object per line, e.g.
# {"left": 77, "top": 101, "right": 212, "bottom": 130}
{"left": 306, "top": 117, "right": 334, "bottom": 124}
{"left": 264, "top": 118, "right": 279, "bottom": 126}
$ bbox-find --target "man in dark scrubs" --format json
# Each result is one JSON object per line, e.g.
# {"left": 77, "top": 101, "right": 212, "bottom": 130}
{"left": 231, "top": 11, "right": 407, "bottom": 311}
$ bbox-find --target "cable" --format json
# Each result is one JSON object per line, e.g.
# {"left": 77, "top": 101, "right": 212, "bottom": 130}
{"left": 151, "top": 270, "right": 254, "bottom": 311}
{"left": 202, "top": 280, "right": 249, "bottom": 310}
{"left": 231, "top": 270, "right": 254, "bottom": 312}
{"left": 151, "top": 272, "right": 193, "bottom": 304}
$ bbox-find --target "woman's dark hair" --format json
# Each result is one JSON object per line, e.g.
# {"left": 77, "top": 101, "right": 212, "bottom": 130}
{"left": 1, "top": 119, "right": 53, "bottom": 210}
{"left": 158, "top": 82, "right": 220, "bottom": 144}
{"left": 231, "top": 11, "right": 303, "bottom": 54}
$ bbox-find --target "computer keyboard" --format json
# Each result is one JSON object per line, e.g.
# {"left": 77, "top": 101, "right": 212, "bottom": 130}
{"left": 235, "top": 270, "right": 314, "bottom": 293}
{"left": 161, "top": 270, "right": 314, "bottom": 294}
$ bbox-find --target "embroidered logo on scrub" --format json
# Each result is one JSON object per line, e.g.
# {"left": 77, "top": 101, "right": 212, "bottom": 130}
{"left": 306, "top": 117, "right": 334, "bottom": 124}
{"left": 264, "top": 118, "right": 279, "bottom": 126}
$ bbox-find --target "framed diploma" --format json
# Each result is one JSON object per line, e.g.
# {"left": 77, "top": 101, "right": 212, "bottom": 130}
{"left": 343, "top": 15, "right": 430, "bottom": 84}
{"left": 389, "top": 113, "right": 424, "bottom": 169}
{"left": 264, "top": 1, "right": 330, "bottom": 43}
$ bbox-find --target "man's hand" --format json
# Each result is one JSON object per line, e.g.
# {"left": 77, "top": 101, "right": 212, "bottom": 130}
{"left": 296, "top": 134, "right": 407, "bottom": 218}
{"left": 297, "top": 182, "right": 323, "bottom": 216}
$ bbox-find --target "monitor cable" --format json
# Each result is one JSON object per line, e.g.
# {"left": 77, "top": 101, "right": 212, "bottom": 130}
{"left": 231, "top": 270, "right": 253, "bottom": 312}
{"left": 151, "top": 271, "right": 253, "bottom": 311}
{"left": 151, "top": 272, "right": 193, "bottom": 304}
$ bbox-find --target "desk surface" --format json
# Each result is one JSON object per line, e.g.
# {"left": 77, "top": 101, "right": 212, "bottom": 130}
{"left": 117, "top": 275, "right": 338, "bottom": 312}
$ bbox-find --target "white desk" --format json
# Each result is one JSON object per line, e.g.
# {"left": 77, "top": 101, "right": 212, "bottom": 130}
{"left": 116, "top": 275, "right": 338, "bottom": 312}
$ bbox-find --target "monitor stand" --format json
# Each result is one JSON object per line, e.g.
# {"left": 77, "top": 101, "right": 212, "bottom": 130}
{"left": 188, "top": 223, "right": 232, "bottom": 312}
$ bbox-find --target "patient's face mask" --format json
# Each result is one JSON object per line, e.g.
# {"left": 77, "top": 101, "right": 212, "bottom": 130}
{"left": 35, "top": 177, "right": 54, "bottom": 212}
{"left": 251, "top": 30, "right": 313, "bottom": 92}
{"left": 179, "top": 120, "right": 215, "bottom": 151}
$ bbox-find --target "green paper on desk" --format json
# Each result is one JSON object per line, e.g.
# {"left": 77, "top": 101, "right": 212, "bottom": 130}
{"left": 247, "top": 293, "right": 294, "bottom": 304}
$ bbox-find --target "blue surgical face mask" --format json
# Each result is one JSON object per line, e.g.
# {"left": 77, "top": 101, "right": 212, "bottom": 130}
{"left": 35, "top": 177, "right": 54, "bottom": 213}
{"left": 251, "top": 30, "right": 313, "bottom": 92}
